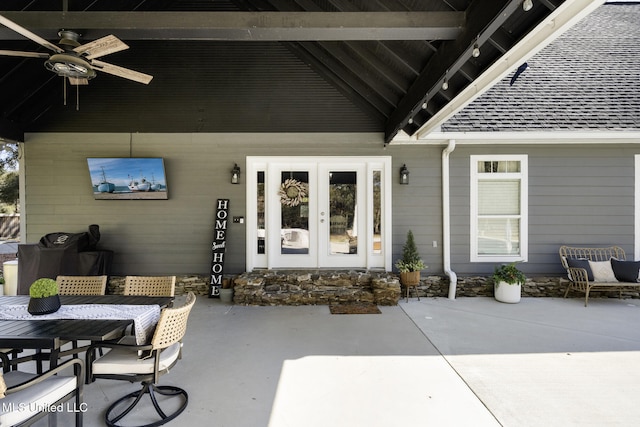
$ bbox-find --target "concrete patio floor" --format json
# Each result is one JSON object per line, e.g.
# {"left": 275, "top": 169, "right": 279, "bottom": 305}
{"left": 28, "top": 295, "right": 640, "bottom": 426}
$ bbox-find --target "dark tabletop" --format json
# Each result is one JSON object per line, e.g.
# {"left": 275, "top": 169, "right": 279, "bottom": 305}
{"left": 0, "top": 318, "right": 131, "bottom": 348}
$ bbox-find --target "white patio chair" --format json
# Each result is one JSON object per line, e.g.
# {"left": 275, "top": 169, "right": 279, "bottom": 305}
{"left": 86, "top": 291, "right": 196, "bottom": 427}
{"left": 0, "top": 358, "right": 84, "bottom": 427}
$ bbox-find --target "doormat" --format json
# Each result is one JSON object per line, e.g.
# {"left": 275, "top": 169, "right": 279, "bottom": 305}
{"left": 329, "top": 303, "right": 381, "bottom": 315}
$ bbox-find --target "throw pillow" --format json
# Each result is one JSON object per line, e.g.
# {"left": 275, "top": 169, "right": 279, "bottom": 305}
{"left": 611, "top": 258, "right": 640, "bottom": 282}
{"left": 588, "top": 260, "right": 618, "bottom": 282}
{"left": 566, "top": 258, "right": 594, "bottom": 281}
{"left": 0, "top": 371, "right": 5, "bottom": 398}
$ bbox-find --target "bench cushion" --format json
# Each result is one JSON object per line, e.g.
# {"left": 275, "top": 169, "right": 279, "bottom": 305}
{"left": 611, "top": 259, "right": 640, "bottom": 282}
{"left": 588, "top": 260, "right": 617, "bottom": 282}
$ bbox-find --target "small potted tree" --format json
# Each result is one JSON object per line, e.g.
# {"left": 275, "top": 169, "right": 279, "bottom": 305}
{"left": 28, "top": 278, "right": 61, "bottom": 315}
{"left": 395, "top": 230, "right": 426, "bottom": 286}
{"left": 492, "top": 263, "right": 526, "bottom": 304}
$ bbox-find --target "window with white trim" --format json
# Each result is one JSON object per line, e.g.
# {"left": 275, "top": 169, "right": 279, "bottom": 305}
{"left": 470, "top": 155, "right": 528, "bottom": 262}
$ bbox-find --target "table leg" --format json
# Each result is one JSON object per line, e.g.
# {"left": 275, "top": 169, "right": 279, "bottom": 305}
{"left": 48, "top": 348, "right": 60, "bottom": 369}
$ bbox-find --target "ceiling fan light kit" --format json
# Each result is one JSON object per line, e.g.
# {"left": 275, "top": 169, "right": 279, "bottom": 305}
{"left": 45, "top": 53, "right": 97, "bottom": 80}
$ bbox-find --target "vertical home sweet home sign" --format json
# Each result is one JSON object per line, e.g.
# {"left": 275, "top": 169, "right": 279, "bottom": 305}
{"left": 209, "top": 199, "right": 229, "bottom": 297}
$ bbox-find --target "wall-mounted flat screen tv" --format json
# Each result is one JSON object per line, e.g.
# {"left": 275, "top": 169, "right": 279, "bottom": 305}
{"left": 87, "top": 158, "right": 168, "bottom": 200}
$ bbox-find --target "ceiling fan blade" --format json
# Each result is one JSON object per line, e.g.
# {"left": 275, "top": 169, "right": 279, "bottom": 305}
{"left": 0, "top": 14, "right": 63, "bottom": 53}
{"left": 91, "top": 59, "right": 153, "bottom": 85}
{"left": 0, "top": 49, "right": 49, "bottom": 58}
{"left": 74, "top": 35, "right": 129, "bottom": 60}
{"left": 68, "top": 77, "right": 88, "bottom": 86}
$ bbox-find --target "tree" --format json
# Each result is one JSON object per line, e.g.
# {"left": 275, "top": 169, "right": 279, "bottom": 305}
{"left": 0, "top": 142, "right": 19, "bottom": 171}
{"left": 0, "top": 171, "right": 19, "bottom": 212}
{"left": 395, "top": 230, "right": 425, "bottom": 272}
{"left": 0, "top": 143, "right": 19, "bottom": 212}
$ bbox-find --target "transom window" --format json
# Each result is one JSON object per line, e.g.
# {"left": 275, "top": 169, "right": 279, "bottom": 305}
{"left": 470, "top": 155, "right": 528, "bottom": 262}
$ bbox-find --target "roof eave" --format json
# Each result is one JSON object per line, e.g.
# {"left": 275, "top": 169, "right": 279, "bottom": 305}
{"left": 393, "top": 0, "right": 607, "bottom": 144}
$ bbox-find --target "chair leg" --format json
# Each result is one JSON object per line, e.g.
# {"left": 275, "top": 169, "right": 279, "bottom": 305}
{"left": 563, "top": 283, "right": 573, "bottom": 298}
{"left": 105, "top": 382, "right": 188, "bottom": 427}
{"left": 585, "top": 287, "right": 590, "bottom": 307}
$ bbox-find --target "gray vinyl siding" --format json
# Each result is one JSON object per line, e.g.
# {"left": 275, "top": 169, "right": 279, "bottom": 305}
{"left": 387, "top": 145, "right": 443, "bottom": 274}
{"left": 23, "top": 133, "right": 443, "bottom": 276}
{"left": 450, "top": 145, "right": 637, "bottom": 277}
{"left": 21, "top": 132, "right": 639, "bottom": 277}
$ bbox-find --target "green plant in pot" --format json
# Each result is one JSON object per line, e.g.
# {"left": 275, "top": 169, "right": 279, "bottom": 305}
{"left": 395, "top": 230, "right": 426, "bottom": 286}
{"left": 492, "top": 262, "right": 526, "bottom": 304}
{"left": 28, "top": 278, "right": 61, "bottom": 315}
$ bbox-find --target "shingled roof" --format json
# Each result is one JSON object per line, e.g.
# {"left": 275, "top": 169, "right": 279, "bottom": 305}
{"left": 442, "top": 2, "right": 640, "bottom": 133}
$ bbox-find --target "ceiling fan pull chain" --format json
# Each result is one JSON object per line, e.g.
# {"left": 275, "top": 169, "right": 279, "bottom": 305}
{"left": 76, "top": 84, "right": 80, "bottom": 111}
{"left": 63, "top": 78, "right": 67, "bottom": 106}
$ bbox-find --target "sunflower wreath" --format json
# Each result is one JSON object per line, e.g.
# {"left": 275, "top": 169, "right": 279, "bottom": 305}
{"left": 278, "top": 178, "right": 308, "bottom": 207}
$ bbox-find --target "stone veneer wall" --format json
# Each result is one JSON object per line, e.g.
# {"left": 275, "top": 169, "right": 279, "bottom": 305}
{"left": 408, "top": 275, "right": 640, "bottom": 300}
{"left": 107, "top": 275, "right": 211, "bottom": 297}
{"left": 232, "top": 271, "right": 401, "bottom": 306}
{"left": 106, "top": 274, "right": 640, "bottom": 303}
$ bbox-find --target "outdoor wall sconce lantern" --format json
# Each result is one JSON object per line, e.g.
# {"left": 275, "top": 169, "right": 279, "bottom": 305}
{"left": 231, "top": 163, "right": 241, "bottom": 184}
{"left": 399, "top": 164, "right": 409, "bottom": 185}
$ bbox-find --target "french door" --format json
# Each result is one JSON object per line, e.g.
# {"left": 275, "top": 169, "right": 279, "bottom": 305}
{"left": 247, "top": 157, "right": 391, "bottom": 271}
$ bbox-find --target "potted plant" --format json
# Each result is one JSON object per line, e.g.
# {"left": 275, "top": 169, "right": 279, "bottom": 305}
{"left": 395, "top": 230, "right": 426, "bottom": 286}
{"left": 28, "top": 278, "right": 61, "bottom": 315}
{"left": 492, "top": 263, "right": 526, "bottom": 304}
{"left": 219, "top": 277, "right": 234, "bottom": 304}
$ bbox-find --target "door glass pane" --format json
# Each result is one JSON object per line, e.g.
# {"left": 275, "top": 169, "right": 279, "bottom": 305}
{"left": 372, "top": 170, "right": 382, "bottom": 254}
{"left": 257, "top": 171, "right": 265, "bottom": 254}
{"left": 329, "top": 171, "right": 357, "bottom": 255}
{"left": 280, "top": 171, "right": 309, "bottom": 254}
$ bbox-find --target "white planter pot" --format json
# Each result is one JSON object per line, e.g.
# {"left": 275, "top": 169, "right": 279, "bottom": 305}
{"left": 494, "top": 281, "right": 521, "bottom": 304}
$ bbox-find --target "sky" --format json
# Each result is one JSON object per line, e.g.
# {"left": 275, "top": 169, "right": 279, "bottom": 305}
{"left": 87, "top": 157, "right": 167, "bottom": 187}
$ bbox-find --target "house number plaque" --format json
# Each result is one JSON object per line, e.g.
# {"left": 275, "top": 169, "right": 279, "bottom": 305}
{"left": 209, "top": 198, "right": 229, "bottom": 297}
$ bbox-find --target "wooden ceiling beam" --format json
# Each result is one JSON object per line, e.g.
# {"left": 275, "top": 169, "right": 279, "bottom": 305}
{"left": 0, "top": 11, "right": 464, "bottom": 41}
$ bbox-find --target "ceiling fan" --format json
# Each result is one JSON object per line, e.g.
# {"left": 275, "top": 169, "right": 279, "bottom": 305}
{"left": 0, "top": 14, "right": 153, "bottom": 86}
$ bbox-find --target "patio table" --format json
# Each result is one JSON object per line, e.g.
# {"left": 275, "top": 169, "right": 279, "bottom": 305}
{"left": 0, "top": 318, "right": 131, "bottom": 369}
{"left": 0, "top": 295, "right": 173, "bottom": 307}
{"left": 0, "top": 304, "right": 160, "bottom": 345}
{"left": 0, "top": 295, "right": 173, "bottom": 370}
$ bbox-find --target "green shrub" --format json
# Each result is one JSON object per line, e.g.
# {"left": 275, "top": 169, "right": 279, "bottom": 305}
{"left": 493, "top": 263, "right": 526, "bottom": 285}
{"left": 29, "top": 278, "right": 59, "bottom": 298}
